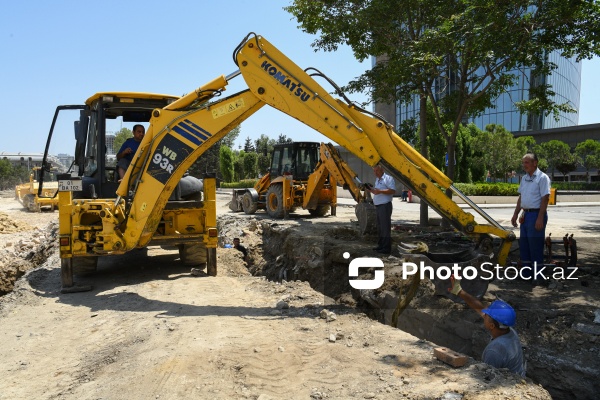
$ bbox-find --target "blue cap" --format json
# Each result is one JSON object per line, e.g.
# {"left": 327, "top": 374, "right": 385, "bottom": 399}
{"left": 482, "top": 300, "right": 516, "bottom": 327}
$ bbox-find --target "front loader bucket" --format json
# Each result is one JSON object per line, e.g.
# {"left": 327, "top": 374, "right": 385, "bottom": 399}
{"left": 229, "top": 189, "right": 245, "bottom": 212}
{"left": 398, "top": 244, "right": 493, "bottom": 300}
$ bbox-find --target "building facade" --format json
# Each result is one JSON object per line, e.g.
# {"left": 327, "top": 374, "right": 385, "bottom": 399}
{"left": 378, "top": 52, "right": 582, "bottom": 134}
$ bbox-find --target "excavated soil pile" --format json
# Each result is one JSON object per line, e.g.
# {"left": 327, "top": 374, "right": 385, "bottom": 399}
{"left": 0, "top": 221, "right": 57, "bottom": 295}
{"left": 0, "top": 211, "right": 32, "bottom": 233}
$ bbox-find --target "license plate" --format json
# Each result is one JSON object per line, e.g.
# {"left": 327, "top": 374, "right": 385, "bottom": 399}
{"left": 58, "top": 179, "right": 83, "bottom": 192}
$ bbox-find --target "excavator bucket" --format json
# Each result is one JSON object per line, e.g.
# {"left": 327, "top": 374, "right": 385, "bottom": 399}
{"left": 398, "top": 242, "right": 492, "bottom": 300}
{"left": 230, "top": 189, "right": 245, "bottom": 212}
{"left": 355, "top": 201, "right": 377, "bottom": 235}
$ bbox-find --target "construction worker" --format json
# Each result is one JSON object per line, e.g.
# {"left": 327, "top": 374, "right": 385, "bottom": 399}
{"left": 116, "top": 124, "right": 145, "bottom": 179}
{"left": 233, "top": 237, "right": 248, "bottom": 260}
{"left": 368, "top": 164, "right": 396, "bottom": 254}
{"left": 449, "top": 277, "right": 526, "bottom": 376}
{"left": 511, "top": 153, "right": 551, "bottom": 283}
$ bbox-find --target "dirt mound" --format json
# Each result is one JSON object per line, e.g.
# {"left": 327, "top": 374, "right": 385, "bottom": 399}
{"left": 0, "top": 211, "right": 32, "bottom": 233}
{"left": 0, "top": 221, "right": 57, "bottom": 295}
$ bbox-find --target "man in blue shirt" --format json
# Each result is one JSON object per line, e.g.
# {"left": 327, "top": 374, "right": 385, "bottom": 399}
{"left": 511, "top": 153, "right": 551, "bottom": 282}
{"left": 449, "top": 278, "right": 526, "bottom": 377}
{"left": 116, "top": 124, "right": 145, "bottom": 179}
{"left": 368, "top": 164, "right": 396, "bottom": 254}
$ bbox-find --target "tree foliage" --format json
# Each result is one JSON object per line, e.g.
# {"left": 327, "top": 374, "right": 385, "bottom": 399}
{"left": 243, "top": 152, "right": 258, "bottom": 179}
{"left": 190, "top": 126, "right": 240, "bottom": 180}
{"left": 575, "top": 139, "right": 600, "bottom": 178}
{"left": 277, "top": 134, "right": 293, "bottom": 144}
{"left": 255, "top": 134, "right": 276, "bottom": 156}
{"left": 540, "top": 140, "right": 575, "bottom": 179}
{"left": 285, "top": 0, "right": 600, "bottom": 185}
{"left": 243, "top": 136, "right": 255, "bottom": 152}
{"left": 0, "top": 160, "right": 30, "bottom": 190}
{"left": 472, "top": 124, "right": 525, "bottom": 182}
{"left": 113, "top": 128, "right": 132, "bottom": 154}
{"left": 219, "top": 146, "right": 234, "bottom": 183}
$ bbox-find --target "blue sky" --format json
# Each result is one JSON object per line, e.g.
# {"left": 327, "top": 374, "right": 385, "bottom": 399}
{"left": 1, "top": 1, "right": 598, "bottom": 155}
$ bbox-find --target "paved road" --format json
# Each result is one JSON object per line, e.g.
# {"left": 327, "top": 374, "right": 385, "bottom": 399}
{"left": 334, "top": 197, "right": 600, "bottom": 238}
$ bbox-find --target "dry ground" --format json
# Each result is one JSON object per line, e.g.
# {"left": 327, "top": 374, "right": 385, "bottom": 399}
{"left": 0, "top": 190, "right": 578, "bottom": 399}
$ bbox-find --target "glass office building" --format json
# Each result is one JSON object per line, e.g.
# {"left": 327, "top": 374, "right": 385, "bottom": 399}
{"left": 387, "top": 51, "right": 581, "bottom": 133}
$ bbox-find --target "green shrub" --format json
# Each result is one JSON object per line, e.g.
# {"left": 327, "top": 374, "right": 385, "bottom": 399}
{"left": 552, "top": 182, "right": 600, "bottom": 191}
{"left": 452, "top": 181, "right": 600, "bottom": 195}
{"left": 221, "top": 179, "right": 259, "bottom": 189}
{"left": 453, "top": 182, "right": 519, "bottom": 196}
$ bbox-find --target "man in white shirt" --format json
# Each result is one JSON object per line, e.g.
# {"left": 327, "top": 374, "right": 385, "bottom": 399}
{"left": 510, "top": 153, "right": 551, "bottom": 282}
{"left": 368, "top": 164, "right": 396, "bottom": 254}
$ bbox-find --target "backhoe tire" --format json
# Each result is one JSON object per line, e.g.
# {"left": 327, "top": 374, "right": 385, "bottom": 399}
{"left": 308, "top": 205, "right": 330, "bottom": 217}
{"left": 72, "top": 257, "right": 98, "bottom": 276}
{"left": 266, "top": 185, "right": 285, "bottom": 219}
{"left": 179, "top": 243, "right": 208, "bottom": 266}
{"left": 242, "top": 192, "right": 258, "bottom": 215}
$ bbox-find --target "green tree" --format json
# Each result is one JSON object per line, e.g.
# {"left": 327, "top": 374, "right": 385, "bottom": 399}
{"left": 465, "top": 124, "right": 486, "bottom": 182}
{"left": 277, "top": 134, "right": 293, "bottom": 144}
{"left": 113, "top": 128, "right": 132, "bottom": 154}
{"left": 286, "top": 0, "right": 600, "bottom": 185}
{"left": 189, "top": 126, "right": 241, "bottom": 180}
{"left": 540, "top": 140, "right": 575, "bottom": 180}
{"left": 575, "top": 139, "right": 600, "bottom": 181}
{"left": 516, "top": 136, "right": 538, "bottom": 154}
{"left": 257, "top": 154, "right": 271, "bottom": 176}
{"left": 473, "top": 124, "right": 523, "bottom": 182}
{"left": 243, "top": 152, "right": 258, "bottom": 179}
{"left": 255, "top": 134, "right": 276, "bottom": 156}
{"left": 0, "top": 160, "right": 29, "bottom": 190}
{"left": 221, "top": 126, "right": 240, "bottom": 149}
{"left": 233, "top": 150, "right": 245, "bottom": 181}
{"left": 219, "top": 146, "right": 234, "bottom": 183}
{"left": 243, "top": 136, "right": 255, "bottom": 152}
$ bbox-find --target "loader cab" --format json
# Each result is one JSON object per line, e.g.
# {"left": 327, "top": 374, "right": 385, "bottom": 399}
{"left": 41, "top": 92, "right": 179, "bottom": 199}
{"left": 269, "top": 141, "right": 320, "bottom": 181}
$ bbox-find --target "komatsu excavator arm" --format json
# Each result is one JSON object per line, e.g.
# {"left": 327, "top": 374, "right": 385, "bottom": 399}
{"left": 100, "top": 32, "right": 514, "bottom": 264}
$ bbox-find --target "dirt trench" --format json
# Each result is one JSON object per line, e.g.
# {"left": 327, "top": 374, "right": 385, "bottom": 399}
{"left": 0, "top": 195, "right": 596, "bottom": 398}
{"left": 221, "top": 211, "right": 600, "bottom": 400}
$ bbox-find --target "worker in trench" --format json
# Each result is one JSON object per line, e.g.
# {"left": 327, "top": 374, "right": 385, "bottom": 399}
{"left": 449, "top": 276, "right": 526, "bottom": 376}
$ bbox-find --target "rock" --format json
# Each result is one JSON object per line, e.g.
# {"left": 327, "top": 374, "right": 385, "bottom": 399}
{"left": 594, "top": 309, "right": 600, "bottom": 324}
{"left": 364, "top": 393, "right": 376, "bottom": 399}
{"left": 572, "top": 323, "right": 600, "bottom": 335}
{"left": 320, "top": 309, "right": 329, "bottom": 319}
{"left": 441, "top": 393, "right": 463, "bottom": 400}
{"left": 329, "top": 334, "right": 336, "bottom": 343}
{"left": 276, "top": 300, "right": 289, "bottom": 310}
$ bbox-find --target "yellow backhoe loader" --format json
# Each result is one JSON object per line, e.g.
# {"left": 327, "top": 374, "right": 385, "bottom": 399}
{"left": 37, "top": 32, "right": 514, "bottom": 292}
{"left": 229, "top": 141, "right": 373, "bottom": 220}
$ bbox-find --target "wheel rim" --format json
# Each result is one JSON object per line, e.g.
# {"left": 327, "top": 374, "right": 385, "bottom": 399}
{"left": 268, "top": 193, "right": 278, "bottom": 211}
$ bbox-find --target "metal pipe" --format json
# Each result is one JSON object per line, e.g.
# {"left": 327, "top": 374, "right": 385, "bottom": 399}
{"left": 449, "top": 185, "right": 504, "bottom": 230}
{"left": 226, "top": 69, "right": 241, "bottom": 81}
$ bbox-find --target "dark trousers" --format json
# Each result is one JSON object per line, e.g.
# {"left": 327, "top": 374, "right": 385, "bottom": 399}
{"left": 519, "top": 211, "right": 548, "bottom": 279}
{"left": 375, "top": 202, "right": 393, "bottom": 252}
